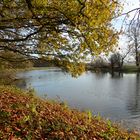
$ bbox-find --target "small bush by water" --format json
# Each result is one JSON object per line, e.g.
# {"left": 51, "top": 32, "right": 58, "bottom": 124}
{"left": 0, "top": 86, "right": 139, "bottom": 140}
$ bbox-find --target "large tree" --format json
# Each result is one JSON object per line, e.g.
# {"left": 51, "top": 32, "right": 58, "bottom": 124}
{"left": 0, "top": 0, "right": 121, "bottom": 76}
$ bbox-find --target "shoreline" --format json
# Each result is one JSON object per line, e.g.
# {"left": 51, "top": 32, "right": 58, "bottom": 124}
{"left": 0, "top": 86, "right": 139, "bottom": 139}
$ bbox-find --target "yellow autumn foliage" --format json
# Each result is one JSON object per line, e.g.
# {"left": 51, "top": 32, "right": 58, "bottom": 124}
{"left": 0, "top": 0, "right": 122, "bottom": 75}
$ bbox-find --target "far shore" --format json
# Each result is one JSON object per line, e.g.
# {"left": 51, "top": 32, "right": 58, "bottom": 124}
{"left": 86, "top": 64, "right": 140, "bottom": 73}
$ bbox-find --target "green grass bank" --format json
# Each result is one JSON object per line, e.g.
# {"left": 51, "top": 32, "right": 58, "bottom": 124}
{"left": 0, "top": 86, "right": 139, "bottom": 140}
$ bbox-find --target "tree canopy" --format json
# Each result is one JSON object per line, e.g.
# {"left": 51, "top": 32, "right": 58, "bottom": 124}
{"left": 0, "top": 0, "right": 121, "bottom": 76}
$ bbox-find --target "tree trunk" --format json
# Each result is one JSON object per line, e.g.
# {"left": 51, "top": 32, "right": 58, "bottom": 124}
{"left": 134, "top": 30, "right": 139, "bottom": 67}
{"left": 136, "top": 55, "right": 139, "bottom": 66}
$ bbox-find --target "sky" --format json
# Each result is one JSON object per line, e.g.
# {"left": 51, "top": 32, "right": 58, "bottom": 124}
{"left": 114, "top": 0, "right": 139, "bottom": 30}
{"left": 114, "top": 0, "right": 139, "bottom": 55}
{"left": 123, "top": 0, "right": 139, "bottom": 13}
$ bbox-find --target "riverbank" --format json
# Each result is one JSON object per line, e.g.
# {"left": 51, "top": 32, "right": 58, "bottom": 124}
{"left": 86, "top": 65, "right": 140, "bottom": 73}
{"left": 0, "top": 67, "right": 46, "bottom": 85}
{"left": 0, "top": 86, "right": 139, "bottom": 139}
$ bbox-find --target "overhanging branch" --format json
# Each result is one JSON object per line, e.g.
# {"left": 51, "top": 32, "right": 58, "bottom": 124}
{"left": 0, "top": 26, "right": 44, "bottom": 42}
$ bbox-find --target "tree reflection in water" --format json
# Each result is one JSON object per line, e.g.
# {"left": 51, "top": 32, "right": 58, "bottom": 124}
{"left": 127, "top": 73, "right": 140, "bottom": 116}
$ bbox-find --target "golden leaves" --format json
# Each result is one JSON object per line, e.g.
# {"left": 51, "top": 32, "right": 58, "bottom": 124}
{"left": 0, "top": 86, "right": 138, "bottom": 139}
{"left": 32, "top": 0, "right": 48, "bottom": 7}
{"left": 1, "top": 0, "right": 122, "bottom": 75}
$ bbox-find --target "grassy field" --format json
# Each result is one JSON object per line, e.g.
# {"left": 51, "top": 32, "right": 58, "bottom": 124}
{"left": 122, "top": 65, "right": 140, "bottom": 73}
{"left": 0, "top": 86, "right": 139, "bottom": 140}
{"left": 86, "top": 64, "right": 140, "bottom": 73}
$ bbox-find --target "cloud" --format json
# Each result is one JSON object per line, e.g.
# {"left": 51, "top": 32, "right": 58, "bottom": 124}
{"left": 122, "top": 0, "right": 139, "bottom": 18}
{"left": 113, "top": 0, "right": 139, "bottom": 30}
{"left": 114, "top": 0, "right": 139, "bottom": 54}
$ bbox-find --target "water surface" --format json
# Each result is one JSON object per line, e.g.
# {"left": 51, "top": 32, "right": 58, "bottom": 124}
{"left": 16, "top": 68, "right": 140, "bottom": 130}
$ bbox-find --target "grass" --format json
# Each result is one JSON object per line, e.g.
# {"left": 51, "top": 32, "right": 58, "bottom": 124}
{"left": 0, "top": 69, "right": 17, "bottom": 85}
{"left": 122, "top": 65, "right": 140, "bottom": 73}
{"left": 0, "top": 86, "right": 140, "bottom": 140}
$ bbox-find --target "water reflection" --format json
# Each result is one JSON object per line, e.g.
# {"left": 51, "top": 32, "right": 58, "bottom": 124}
{"left": 127, "top": 73, "right": 140, "bottom": 116}
{"left": 93, "top": 72, "right": 107, "bottom": 79}
{"left": 110, "top": 72, "right": 123, "bottom": 78}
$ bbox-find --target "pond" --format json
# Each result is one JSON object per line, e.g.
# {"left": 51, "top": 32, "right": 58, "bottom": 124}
{"left": 16, "top": 68, "right": 140, "bottom": 130}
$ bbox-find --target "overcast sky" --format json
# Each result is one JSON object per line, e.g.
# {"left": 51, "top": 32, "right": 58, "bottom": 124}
{"left": 115, "top": 0, "right": 139, "bottom": 51}
{"left": 114, "top": 0, "right": 139, "bottom": 30}
{"left": 123, "top": 0, "right": 139, "bottom": 13}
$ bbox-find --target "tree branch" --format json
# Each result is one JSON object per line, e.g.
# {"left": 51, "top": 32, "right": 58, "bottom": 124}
{"left": 0, "top": 26, "right": 44, "bottom": 42}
